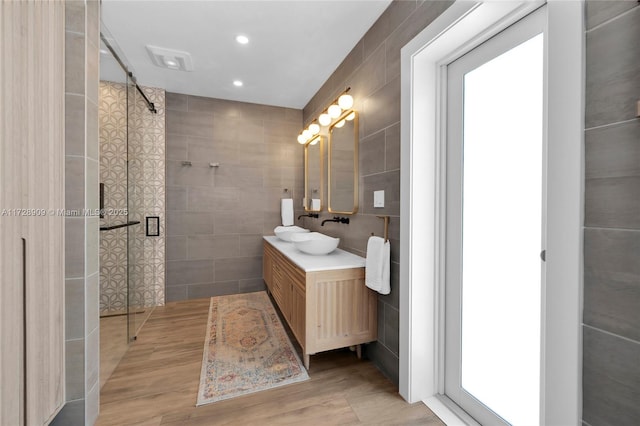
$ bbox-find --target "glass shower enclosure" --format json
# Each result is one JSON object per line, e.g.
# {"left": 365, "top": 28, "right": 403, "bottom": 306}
{"left": 99, "top": 26, "right": 156, "bottom": 344}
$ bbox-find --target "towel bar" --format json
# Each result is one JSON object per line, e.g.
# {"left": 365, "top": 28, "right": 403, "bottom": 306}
{"left": 372, "top": 215, "right": 390, "bottom": 242}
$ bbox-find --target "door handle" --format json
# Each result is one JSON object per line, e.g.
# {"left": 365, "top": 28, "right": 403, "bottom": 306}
{"left": 540, "top": 250, "right": 546, "bottom": 262}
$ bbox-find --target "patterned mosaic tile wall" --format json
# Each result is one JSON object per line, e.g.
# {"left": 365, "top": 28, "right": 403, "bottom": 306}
{"left": 99, "top": 81, "right": 166, "bottom": 314}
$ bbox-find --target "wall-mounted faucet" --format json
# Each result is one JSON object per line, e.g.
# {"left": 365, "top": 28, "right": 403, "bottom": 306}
{"left": 298, "top": 213, "right": 319, "bottom": 220}
{"left": 321, "top": 216, "right": 350, "bottom": 226}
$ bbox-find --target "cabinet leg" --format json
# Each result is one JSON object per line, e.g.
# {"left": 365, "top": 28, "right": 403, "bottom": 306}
{"left": 304, "top": 354, "right": 310, "bottom": 370}
{"left": 356, "top": 344, "right": 362, "bottom": 360}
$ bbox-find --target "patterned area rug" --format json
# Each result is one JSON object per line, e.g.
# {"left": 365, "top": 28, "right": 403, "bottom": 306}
{"left": 196, "top": 291, "right": 309, "bottom": 406}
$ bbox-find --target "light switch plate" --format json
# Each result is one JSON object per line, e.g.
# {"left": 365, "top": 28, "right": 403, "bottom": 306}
{"left": 374, "top": 190, "right": 384, "bottom": 208}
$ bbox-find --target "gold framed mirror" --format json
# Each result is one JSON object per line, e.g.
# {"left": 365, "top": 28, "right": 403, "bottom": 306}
{"left": 304, "top": 135, "right": 324, "bottom": 212}
{"left": 328, "top": 110, "right": 358, "bottom": 214}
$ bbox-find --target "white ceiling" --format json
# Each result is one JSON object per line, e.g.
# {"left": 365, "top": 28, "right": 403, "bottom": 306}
{"left": 100, "top": 0, "right": 392, "bottom": 109}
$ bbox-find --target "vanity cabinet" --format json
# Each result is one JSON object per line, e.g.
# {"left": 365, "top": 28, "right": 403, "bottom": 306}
{"left": 263, "top": 239, "right": 377, "bottom": 369}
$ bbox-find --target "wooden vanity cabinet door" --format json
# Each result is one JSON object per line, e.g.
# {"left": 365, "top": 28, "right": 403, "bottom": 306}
{"left": 263, "top": 241, "right": 274, "bottom": 292}
{"left": 290, "top": 282, "right": 306, "bottom": 346}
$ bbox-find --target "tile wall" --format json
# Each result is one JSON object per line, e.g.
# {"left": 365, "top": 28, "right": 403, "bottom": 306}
{"left": 53, "top": 0, "right": 101, "bottom": 424}
{"left": 301, "top": 0, "right": 454, "bottom": 385}
{"left": 583, "top": 2, "right": 640, "bottom": 424}
{"left": 165, "top": 94, "right": 303, "bottom": 301}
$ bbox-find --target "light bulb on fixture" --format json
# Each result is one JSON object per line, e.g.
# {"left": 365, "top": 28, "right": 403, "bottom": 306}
{"left": 297, "top": 134, "right": 307, "bottom": 144}
{"left": 346, "top": 111, "right": 356, "bottom": 121}
{"left": 302, "top": 129, "right": 311, "bottom": 140}
{"left": 310, "top": 137, "right": 319, "bottom": 146}
{"left": 309, "top": 123, "right": 320, "bottom": 135}
{"left": 328, "top": 104, "right": 342, "bottom": 118}
{"left": 338, "top": 94, "right": 354, "bottom": 110}
{"left": 334, "top": 120, "right": 345, "bottom": 128}
{"left": 318, "top": 113, "right": 331, "bottom": 126}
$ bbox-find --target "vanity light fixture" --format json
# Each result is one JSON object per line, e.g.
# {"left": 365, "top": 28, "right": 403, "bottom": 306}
{"left": 334, "top": 119, "right": 345, "bottom": 128}
{"left": 328, "top": 104, "right": 342, "bottom": 118}
{"left": 338, "top": 93, "right": 354, "bottom": 110}
{"left": 318, "top": 113, "right": 332, "bottom": 127}
{"left": 296, "top": 88, "right": 353, "bottom": 144}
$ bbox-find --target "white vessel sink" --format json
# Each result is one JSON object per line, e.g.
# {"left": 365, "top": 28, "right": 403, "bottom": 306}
{"left": 290, "top": 232, "right": 340, "bottom": 255}
{"left": 274, "top": 225, "right": 309, "bottom": 242}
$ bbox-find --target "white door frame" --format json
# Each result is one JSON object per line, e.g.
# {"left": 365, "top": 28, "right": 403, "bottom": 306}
{"left": 399, "top": 1, "right": 584, "bottom": 424}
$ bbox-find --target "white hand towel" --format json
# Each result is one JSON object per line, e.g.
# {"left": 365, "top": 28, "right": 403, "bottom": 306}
{"left": 281, "top": 198, "right": 294, "bottom": 226}
{"left": 311, "top": 198, "right": 321, "bottom": 210}
{"left": 365, "top": 236, "right": 390, "bottom": 295}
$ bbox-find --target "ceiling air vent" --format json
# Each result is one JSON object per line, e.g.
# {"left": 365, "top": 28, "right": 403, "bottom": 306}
{"left": 146, "top": 45, "right": 194, "bottom": 71}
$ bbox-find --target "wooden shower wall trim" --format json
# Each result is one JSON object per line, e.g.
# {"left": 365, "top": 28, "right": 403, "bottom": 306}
{"left": 0, "top": 1, "right": 66, "bottom": 424}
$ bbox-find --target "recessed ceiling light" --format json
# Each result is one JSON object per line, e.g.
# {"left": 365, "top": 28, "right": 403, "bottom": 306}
{"left": 236, "top": 35, "right": 249, "bottom": 45}
{"left": 233, "top": 80, "right": 243, "bottom": 87}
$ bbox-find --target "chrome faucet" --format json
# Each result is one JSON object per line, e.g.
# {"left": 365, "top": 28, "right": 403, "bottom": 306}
{"left": 321, "top": 216, "right": 350, "bottom": 226}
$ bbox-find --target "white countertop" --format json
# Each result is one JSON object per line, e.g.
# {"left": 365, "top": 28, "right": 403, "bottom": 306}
{"left": 263, "top": 236, "right": 365, "bottom": 272}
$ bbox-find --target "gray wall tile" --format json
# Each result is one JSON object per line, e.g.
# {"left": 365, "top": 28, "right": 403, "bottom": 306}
{"left": 165, "top": 285, "right": 188, "bottom": 302}
{"left": 585, "top": 176, "right": 640, "bottom": 228}
{"left": 65, "top": 156, "right": 85, "bottom": 212}
{"left": 361, "top": 170, "right": 400, "bottom": 216}
{"left": 365, "top": 341, "right": 399, "bottom": 385}
{"left": 384, "top": 305, "right": 399, "bottom": 356}
{"left": 65, "top": 339, "right": 85, "bottom": 400}
{"left": 584, "top": 228, "right": 640, "bottom": 341}
{"left": 65, "top": 31, "right": 85, "bottom": 96}
{"left": 188, "top": 187, "right": 239, "bottom": 211}
{"left": 385, "top": 123, "right": 401, "bottom": 171}
{"left": 214, "top": 256, "right": 263, "bottom": 281}
{"left": 586, "top": 1, "right": 639, "bottom": 30}
{"left": 166, "top": 109, "right": 214, "bottom": 138}
{"left": 239, "top": 278, "right": 266, "bottom": 293}
{"left": 187, "top": 281, "right": 239, "bottom": 299}
{"left": 166, "top": 160, "right": 215, "bottom": 187}
{"left": 187, "top": 235, "right": 239, "bottom": 260}
{"left": 586, "top": 120, "right": 640, "bottom": 179}
{"left": 166, "top": 236, "right": 187, "bottom": 261}
{"left": 362, "top": 77, "right": 401, "bottom": 137}
{"left": 65, "top": 94, "right": 85, "bottom": 156}
{"left": 583, "top": 326, "right": 640, "bottom": 426}
{"left": 51, "top": 400, "right": 85, "bottom": 426}
{"left": 65, "top": 278, "right": 85, "bottom": 339}
{"left": 583, "top": 5, "right": 640, "bottom": 424}
{"left": 360, "top": 130, "right": 386, "bottom": 177}
{"left": 85, "top": 272, "right": 100, "bottom": 334}
{"left": 165, "top": 93, "right": 303, "bottom": 301}
{"left": 64, "top": 0, "right": 84, "bottom": 33}
{"left": 166, "top": 92, "right": 188, "bottom": 111}
{"left": 166, "top": 186, "right": 187, "bottom": 211}
{"left": 65, "top": 218, "right": 85, "bottom": 278}
{"left": 585, "top": 7, "right": 640, "bottom": 128}
{"left": 166, "top": 211, "right": 214, "bottom": 236}
{"left": 166, "top": 259, "right": 214, "bottom": 286}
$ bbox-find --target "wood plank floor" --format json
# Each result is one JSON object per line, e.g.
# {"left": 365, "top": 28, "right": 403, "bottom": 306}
{"left": 97, "top": 296, "right": 444, "bottom": 425}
